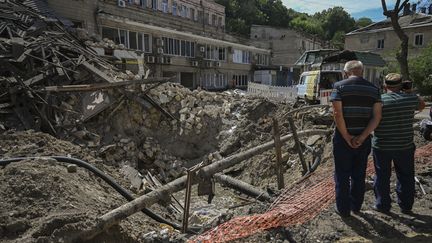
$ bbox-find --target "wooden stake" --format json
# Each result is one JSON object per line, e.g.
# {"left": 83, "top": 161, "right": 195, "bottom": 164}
{"left": 288, "top": 116, "right": 308, "bottom": 175}
{"left": 272, "top": 118, "right": 285, "bottom": 190}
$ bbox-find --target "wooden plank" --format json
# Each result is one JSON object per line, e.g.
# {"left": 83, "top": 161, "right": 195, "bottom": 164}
{"left": 272, "top": 118, "right": 285, "bottom": 190}
{"left": 81, "top": 61, "right": 114, "bottom": 83}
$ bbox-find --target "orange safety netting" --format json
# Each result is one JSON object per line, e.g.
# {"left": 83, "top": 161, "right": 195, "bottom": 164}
{"left": 191, "top": 144, "right": 432, "bottom": 243}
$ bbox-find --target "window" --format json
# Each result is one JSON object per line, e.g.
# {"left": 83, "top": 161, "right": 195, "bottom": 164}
{"left": 181, "top": 5, "right": 188, "bottom": 18}
{"left": 203, "top": 73, "right": 227, "bottom": 89}
{"left": 205, "top": 13, "right": 210, "bottom": 25}
{"left": 212, "top": 14, "right": 217, "bottom": 26}
{"left": 218, "top": 16, "right": 222, "bottom": 27}
{"left": 190, "top": 8, "right": 195, "bottom": 21}
{"left": 256, "top": 53, "right": 269, "bottom": 65}
{"left": 140, "top": 0, "right": 147, "bottom": 8}
{"left": 233, "top": 75, "right": 248, "bottom": 86}
{"left": 414, "top": 33, "right": 424, "bottom": 46}
{"left": 218, "top": 48, "right": 226, "bottom": 61}
{"left": 233, "top": 49, "right": 251, "bottom": 64}
{"left": 129, "top": 31, "right": 137, "bottom": 49}
{"left": 161, "top": 0, "right": 168, "bottom": 13}
{"left": 197, "top": 10, "right": 203, "bottom": 22}
{"left": 204, "top": 45, "right": 225, "bottom": 61}
{"left": 151, "top": 0, "right": 158, "bottom": 10}
{"left": 102, "top": 27, "right": 152, "bottom": 52}
{"left": 119, "top": 29, "right": 128, "bottom": 46}
{"left": 172, "top": 2, "right": 177, "bottom": 16}
{"left": 102, "top": 27, "right": 118, "bottom": 43}
{"left": 377, "top": 39, "right": 384, "bottom": 49}
{"left": 161, "top": 37, "right": 195, "bottom": 57}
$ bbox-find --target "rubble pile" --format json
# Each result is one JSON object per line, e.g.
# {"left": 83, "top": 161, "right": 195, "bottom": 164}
{"left": 0, "top": 0, "right": 145, "bottom": 134}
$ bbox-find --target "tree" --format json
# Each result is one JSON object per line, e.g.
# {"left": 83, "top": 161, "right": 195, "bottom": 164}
{"left": 410, "top": 43, "right": 432, "bottom": 94}
{"left": 331, "top": 31, "right": 346, "bottom": 50}
{"left": 315, "top": 7, "right": 356, "bottom": 41}
{"left": 381, "top": 0, "right": 410, "bottom": 80}
{"left": 355, "top": 17, "right": 373, "bottom": 29}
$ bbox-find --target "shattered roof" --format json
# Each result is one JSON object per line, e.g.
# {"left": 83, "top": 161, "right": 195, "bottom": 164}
{"left": 294, "top": 49, "right": 339, "bottom": 66}
{"left": 347, "top": 13, "right": 432, "bottom": 35}
{"left": 22, "top": 0, "right": 73, "bottom": 26}
{"left": 322, "top": 50, "right": 386, "bottom": 67}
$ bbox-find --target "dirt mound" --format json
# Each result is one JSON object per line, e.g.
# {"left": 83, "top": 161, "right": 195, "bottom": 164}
{"left": 0, "top": 131, "right": 173, "bottom": 243}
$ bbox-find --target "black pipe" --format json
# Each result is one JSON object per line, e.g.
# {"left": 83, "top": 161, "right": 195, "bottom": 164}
{"left": 0, "top": 156, "right": 199, "bottom": 234}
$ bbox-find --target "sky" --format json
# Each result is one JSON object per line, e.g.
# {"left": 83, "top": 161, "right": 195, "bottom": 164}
{"left": 281, "top": 0, "right": 397, "bottom": 22}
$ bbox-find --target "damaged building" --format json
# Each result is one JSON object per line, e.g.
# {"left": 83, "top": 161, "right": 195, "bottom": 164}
{"left": 45, "top": 0, "right": 271, "bottom": 90}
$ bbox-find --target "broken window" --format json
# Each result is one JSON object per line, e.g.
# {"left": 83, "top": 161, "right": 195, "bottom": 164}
{"left": 118, "top": 29, "right": 128, "bottom": 47}
{"left": 129, "top": 31, "right": 137, "bottom": 50}
{"left": 102, "top": 27, "right": 118, "bottom": 44}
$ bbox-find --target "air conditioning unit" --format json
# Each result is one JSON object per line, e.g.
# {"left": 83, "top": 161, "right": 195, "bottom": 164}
{"left": 191, "top": 61, "right": 199, "bottom": 67}
{"left": 199, "top": 46, "right": 205, "bottom": 52}
{"left": 164, "top": 57, "right": 172, "bottom": 64}
{"left": 205, "top": 61, "right": 213, "bottom": 67}
{"left": 157, "top": 48, "right": 164, "bottom": 54}
{"left": 146, "top": 56, "right": 155, "bottom": 63}
{"left": 215, "top": 61, "right": 221, "bottom": 67}
{"left": 118, "top": 0, "right": 126, "bottom": 7}
{"left": 156, "top": 38, "right": 164, "bottom": 47}
{"left": 157, "top": 57, "right": 164, "bottom": 63}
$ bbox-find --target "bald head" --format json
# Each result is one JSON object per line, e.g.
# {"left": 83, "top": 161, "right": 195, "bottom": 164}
{"left": 344, "top": 60, "right": 364, "bottom": 77}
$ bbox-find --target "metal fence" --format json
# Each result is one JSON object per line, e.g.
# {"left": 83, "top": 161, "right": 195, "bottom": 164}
{"left": 247, "top": 82, "right": 298, "bottom": 101}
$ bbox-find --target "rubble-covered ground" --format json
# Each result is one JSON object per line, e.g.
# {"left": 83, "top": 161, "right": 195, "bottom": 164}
{"left": 1, "top": 84, "right": 431, "bottom": 243}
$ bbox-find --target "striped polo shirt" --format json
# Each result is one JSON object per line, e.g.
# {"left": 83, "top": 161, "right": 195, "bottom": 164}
{"left": 330, "top": 76, "right": 381, "bottom": 135}
{"left": 373, "top": 92, "right": 420, "bottom": 150}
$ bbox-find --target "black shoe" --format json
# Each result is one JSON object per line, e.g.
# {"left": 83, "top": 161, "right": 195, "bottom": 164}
{"left": 352, "top": 210, "right": 361, "bottom": 215}
{"left": 371, "top": 205, "right": 390, "bottom": 214}
{"left": 334, "top": 206, "right": 351, "bottom": 218}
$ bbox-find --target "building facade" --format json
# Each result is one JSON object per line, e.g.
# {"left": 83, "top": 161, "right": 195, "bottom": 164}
{"left": 345, "top": 13, "right": 432, "bottom": 61}
{"left": 250, "top": 25, "right": 325, "bottom": 86}
{"left": 47, "top": 0, "right": 271, "bottom": 90}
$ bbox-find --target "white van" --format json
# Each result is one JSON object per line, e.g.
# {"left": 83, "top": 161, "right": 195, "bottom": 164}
{"left": 297, "top": 70, "right": 343, "bottom": 104}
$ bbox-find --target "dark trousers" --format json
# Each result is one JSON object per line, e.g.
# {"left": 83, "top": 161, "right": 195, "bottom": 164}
{"left": 372, "top": 148, "right": 415, "bottom": 211}
{"left": 333, "top": 131, "right": 371, "bottom": 214}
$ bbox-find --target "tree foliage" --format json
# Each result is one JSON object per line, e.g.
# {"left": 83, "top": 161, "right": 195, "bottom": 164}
{"left": 355, "top": 17, "right": 373, "bottom": 29}
{"left": 216, "top": 0, "right": 357, "bottom": 42}
{"left": 409, "top": 43, "right": 432, "bottom": 95}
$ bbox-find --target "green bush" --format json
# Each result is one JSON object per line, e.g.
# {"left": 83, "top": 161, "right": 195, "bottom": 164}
{"left": 410, "top": 44, "right": 432, "bottom": 95}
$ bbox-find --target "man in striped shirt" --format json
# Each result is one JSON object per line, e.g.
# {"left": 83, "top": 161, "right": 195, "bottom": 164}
{"left": 330, "top": 60, "right": 382, "bottom": 217}
{"left": 372, "top": 73, "right": 425, "bottom": 214}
